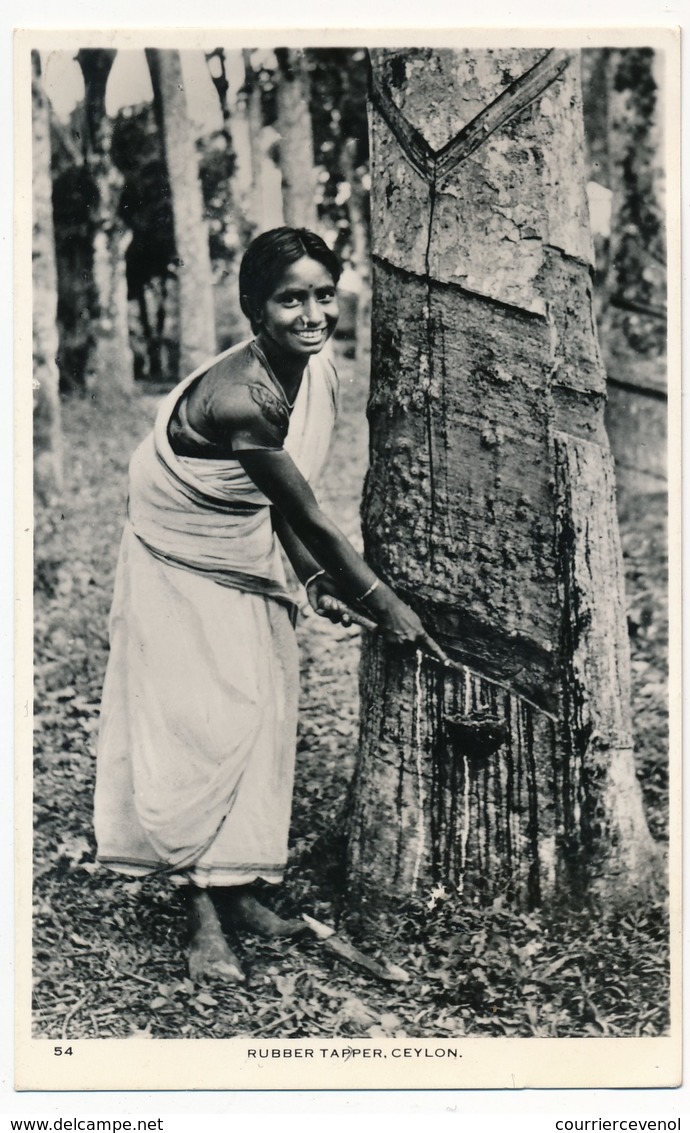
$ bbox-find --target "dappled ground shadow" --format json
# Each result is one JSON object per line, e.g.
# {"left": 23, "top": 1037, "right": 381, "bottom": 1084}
{"left": 31, "top": 345, "right": 670, "bottom": 1040}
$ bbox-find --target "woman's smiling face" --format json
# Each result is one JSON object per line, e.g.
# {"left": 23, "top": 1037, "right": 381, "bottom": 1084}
{"left": 256, "top": 256, "right": 339, "bottom": 359}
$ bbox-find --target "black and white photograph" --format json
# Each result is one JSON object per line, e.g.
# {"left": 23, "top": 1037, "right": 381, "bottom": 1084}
{"left": 15, "top": 23, "right": 681, "bottom": 1095}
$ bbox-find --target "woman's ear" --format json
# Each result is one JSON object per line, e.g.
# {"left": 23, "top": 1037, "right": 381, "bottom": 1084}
{"left": 240, "top": 294, "right": 261, "bottom": 326}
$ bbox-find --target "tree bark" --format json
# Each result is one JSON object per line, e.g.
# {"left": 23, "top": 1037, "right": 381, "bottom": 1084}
{"left": 275, "top": 48, "right": 318, "bottom": 229}
{"left": 602, "top": 49, "right": 666, "bottom": 372}
{"left": 231, "top": 49, "right": 267, "bottom": 234}
{"left": 76, "top": 49, "right": 133, "bottom": 396}
{"left": 146, "top": 48, "right": 216, "bottom": 379}
{"left": 601, "top": 49, "right": 667, "bottom": 495}
{"left": 31, "top": 50, "right": 63, "bottom": 503}
{"left": 341, "top": 136, "right": 371, "bottom": 358}
{"left": 346, "top": 48, "right": 658, "bottom": 932}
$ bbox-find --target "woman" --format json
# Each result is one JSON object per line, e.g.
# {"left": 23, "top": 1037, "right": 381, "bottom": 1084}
{"left": 95, "top": 227, "right": 448, "bottom": 982}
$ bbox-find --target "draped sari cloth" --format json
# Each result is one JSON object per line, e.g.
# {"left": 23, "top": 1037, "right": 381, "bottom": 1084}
{"left": 94, "top": 341, "right": 338, "bottom": 886}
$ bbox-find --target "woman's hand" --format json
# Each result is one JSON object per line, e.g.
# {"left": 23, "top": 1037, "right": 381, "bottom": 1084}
{"left": 306, "top": 573, "right": 356, "bottom": 626}
{"left": 308, "top": 573, "right": 456, "bottom": 669}
{"left": 364, "top": 589, "right": 452, "bottom": 667}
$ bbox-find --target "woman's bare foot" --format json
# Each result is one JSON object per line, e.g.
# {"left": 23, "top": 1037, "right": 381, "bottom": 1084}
{"left": 226, "top": 889, "right": 307, "bottom": 938}
{"left": 187, "top": 888, "right": 245, "bottom": 983}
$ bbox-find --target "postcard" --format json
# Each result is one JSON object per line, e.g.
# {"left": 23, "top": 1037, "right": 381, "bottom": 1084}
{"left": 14, "top": 23, "right": 681, "bottom": 1095}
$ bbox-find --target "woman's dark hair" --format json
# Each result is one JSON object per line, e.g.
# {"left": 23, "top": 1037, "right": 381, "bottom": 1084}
{"left": 239, "top": 227, "right": 341, "bottom": 333}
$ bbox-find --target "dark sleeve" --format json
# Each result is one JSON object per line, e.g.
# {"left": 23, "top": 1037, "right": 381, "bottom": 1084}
{"left": 222, "top": 382, "right": 290, "bottom": 452}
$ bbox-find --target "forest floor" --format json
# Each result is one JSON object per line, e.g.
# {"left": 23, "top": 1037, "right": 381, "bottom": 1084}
{"left": 32, "top": 342, "right": 671, "bottom": 1042}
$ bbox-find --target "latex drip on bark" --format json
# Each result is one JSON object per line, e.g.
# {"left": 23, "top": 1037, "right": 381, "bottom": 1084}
{"left": 348, "top": 634, "right": 558, "bottom": 928}
{"left": 423, "top": 173, "right": 438, "bottom": 564}
{"left": 411, "top": 650, "right": 427, "bottom": 889}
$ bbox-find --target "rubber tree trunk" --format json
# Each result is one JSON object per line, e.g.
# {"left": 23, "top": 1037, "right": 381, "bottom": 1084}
{"left": 275, "top": 48, "right": 318, "bottom": 230}
{"left": 581, "top": 49, "right": 611, "bottom": 190}
{"left": 602, "top": 48, "right": 666, "bottom": 372}
{"left": 203, "top": 48, "right": 247, "bottom": 341}
{"left": 231, "top": 49, "right": 267, "bottom": 234}
{"left": 76, "top": 49, "right": 133, "bottom": 396}
{"left": 146, "top": 48, "right": 216, "bottom": 379}
{"left": 600, "top": 49, "right": 667, "bottom": 495}
{"left": 341, "top": 136, "right": 371, "bottom": 358}
{"left": 230, "top": 51, "right": 255, "bottom": 207}
{"left": 345, "top": 48, "right": 659, "bottom": 932}
{"left": 241, "top": 51, "right": 285, "bottom": 232}
{"left": 31, "top": 50, "right": 63, "bottom": 503}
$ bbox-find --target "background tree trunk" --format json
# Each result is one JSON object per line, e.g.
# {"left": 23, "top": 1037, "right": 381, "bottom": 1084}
{"left": 233, "top": 49, "right": 267, "bottom": 234}
{"left": 230, "top": 51, "right": 255, "bottom": 210}
{"left": 341, "top": 136, "right": 371, "bottom": 358}
{"left": 346, "top": 48, "right": 658, "bottom": 933}
{"left": 601, "top": 48, "right": 667, "bottom": 499}
{"left": 31, "top": 50, "right": 63, "bottom": 503}
{"left": 76, "top": 49, "right": 133, "bottom": 396}
{"left": 146, "top": 48, "right": 216, "bottom": 378}
{"left": 275, "top": 48, "right": 318, "bottom": 229}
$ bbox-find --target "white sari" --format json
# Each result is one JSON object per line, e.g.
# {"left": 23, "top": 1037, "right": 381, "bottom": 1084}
{"left": 94, "top": 342, "right": 338, "bottom": 886}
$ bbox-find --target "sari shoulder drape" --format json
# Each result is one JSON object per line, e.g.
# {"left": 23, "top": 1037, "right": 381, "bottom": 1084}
{"left": 126, "top": 339, "right": 339, "bottom": 609}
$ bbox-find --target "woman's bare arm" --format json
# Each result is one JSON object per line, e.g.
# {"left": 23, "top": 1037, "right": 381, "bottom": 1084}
{"left": 272, "top": 510, "right": 355, "bottom": 624}
{"left": 240, "top": 449, "right": 375, "bottom": 598}
{"left": 271, "top": 509, "right": 322, "bottom": 585}
{"left": 238, "top": 448, "right": 449, "bottom": 660}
